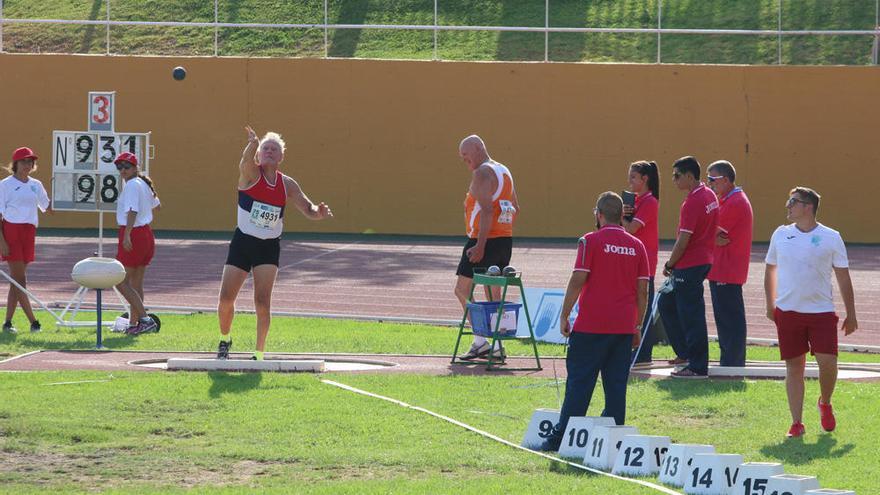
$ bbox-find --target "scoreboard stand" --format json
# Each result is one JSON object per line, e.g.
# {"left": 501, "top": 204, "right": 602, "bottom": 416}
{"left": 47, "top": 91, "right": 154, "bottom": 328}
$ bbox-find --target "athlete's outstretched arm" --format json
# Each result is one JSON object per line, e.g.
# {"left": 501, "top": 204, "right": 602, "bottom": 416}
{"left": 283, "top": 175, "right": 332, "bottom": 220}
{"left": 239, "top": 126, "right": 260, "bottom": 186}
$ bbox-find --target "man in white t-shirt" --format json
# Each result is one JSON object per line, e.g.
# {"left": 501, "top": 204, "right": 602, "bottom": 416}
{"left": 764, "top": 186, "right": 858, "bottom": 438}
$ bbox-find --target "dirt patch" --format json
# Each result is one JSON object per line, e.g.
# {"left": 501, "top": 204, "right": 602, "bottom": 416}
{"left": 0, "top": 449, "right": 285, "bottom": 490}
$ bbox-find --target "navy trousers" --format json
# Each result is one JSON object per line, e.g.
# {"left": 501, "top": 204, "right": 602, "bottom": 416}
{"left": 658, "top": 264, "right": 711, "bottom": 374}
{"left": 709, "top": 281, "right": 747, "bottom": 367}
{"left": 557, "top": 332, "right": 632, "bottom": 432}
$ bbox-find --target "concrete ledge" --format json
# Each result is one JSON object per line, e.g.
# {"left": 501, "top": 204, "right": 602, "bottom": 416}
{"left": 642, "top": 364, "right": 880, "bottom": 380}
{"left": 167, "top": 358, "right": 325, "bottom": 372}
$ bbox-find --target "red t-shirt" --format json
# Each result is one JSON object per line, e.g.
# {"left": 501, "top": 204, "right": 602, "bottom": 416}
{"left": 708, "top": 188, "right": 753, "bottom": 285}
{"left": 676, "top": 184, "right": 719, "bottom": 269}
{"left": 631, "top": 192, "right": 659, "bottom": 277}
{"left": 571, "top": 226, "right": 650, "bottom": 334}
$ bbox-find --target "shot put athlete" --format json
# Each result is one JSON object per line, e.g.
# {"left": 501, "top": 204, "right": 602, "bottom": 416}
{"left": 216, "top": 126, "right": 332, "bottom": 361}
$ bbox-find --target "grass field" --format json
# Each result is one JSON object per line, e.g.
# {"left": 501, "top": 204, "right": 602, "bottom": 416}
{"left": 2, "top": 0, "right": 877, "bottom": 64}
{"left": 1, "top": 370, "right": 878, "bottom": 493}
{"left": 0, "top": 314, "right": 880, "bottom": 494}
{"left": 1, "top": 311, "right": 879, "bottom": 493}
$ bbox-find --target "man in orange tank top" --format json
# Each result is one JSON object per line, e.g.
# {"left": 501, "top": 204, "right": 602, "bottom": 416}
{"left": 454, "top": 135, "right": 520, "bottom": 361}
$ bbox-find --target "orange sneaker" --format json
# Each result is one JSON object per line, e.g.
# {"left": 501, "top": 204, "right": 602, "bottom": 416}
{"left": 818, "top": 399, "right": 836, "bottom": 432}
{"left": 786, "top": 422, "right": 805, "bottom": 438}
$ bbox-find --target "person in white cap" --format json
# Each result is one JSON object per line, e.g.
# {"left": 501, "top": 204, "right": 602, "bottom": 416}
{"left": 114, "top": 151, "right": 160, "bottom": 336}
{"left": 0, "top": 147, "right": 51, "bottom": 334}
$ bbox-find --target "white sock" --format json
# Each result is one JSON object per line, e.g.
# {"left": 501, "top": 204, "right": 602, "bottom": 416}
{"left": 473, "top": 336, "right": 487, "bottom": 346}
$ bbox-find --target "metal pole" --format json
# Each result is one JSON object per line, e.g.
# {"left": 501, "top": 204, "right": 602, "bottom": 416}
{"left": 433, "top": 0, "right": 438, "bottom": 60}
{"left": 214, "top": 0, "right": 218, "bottom": 56}
{"left": 875, "top": 0, "right": 879, "bottom": 65}
{"left": 544, "top": 0, "right": 549, "bottom": 62}
{"left": 874, "top": 30, "right": 879, "bottom": 65}
{"left": 324, "top": 0, "right": 329, "bottom": 57}
{"left": 106, "top": 0, "right": 111, "bottom": 55}
{"left": 777, "top": 0, "right": 782, "bottom": 64}
{"left": 96, "top": 289, "right": 104, "bottom": 349}
{"left": 657, "top": 0, "right": 662, "bottom": 63}
{"left": 98, "top": 211, "right": 104, "bottom": 257}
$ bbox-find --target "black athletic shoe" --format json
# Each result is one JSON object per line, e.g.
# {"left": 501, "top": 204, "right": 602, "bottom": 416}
{"left": 217, "top": 340, "right": 232, "bottom": 360}
{"left": 30, "top": 320, "right": 41, "bottom": 333}
{"left": 535, "top": 427, "right": 563, "bottom": 452}
{"left": 2, "top": 321, "right": 16, "bottom": 334}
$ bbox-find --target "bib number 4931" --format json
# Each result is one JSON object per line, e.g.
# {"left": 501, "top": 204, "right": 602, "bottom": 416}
{"left": 250, "top": 202, "right": 281, "bottom": 229}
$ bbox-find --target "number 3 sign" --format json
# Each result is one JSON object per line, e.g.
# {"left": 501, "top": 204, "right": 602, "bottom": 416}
{"left": 88, "top": 92, "right": 115, "bottom": 132}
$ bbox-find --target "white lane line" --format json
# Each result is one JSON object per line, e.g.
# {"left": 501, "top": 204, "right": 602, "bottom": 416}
{"left": 0, "top": 350, "right": 42, "bottom": 365}
{"left": 321, "top": 379, "right": 682, "bottom": 495}
{"left": 236, "top": 241, "right": 364, "bottom": 290}
{"left": 45, "top": 379, "right": 111, "bottom": 386}
{"left": 277, "top": 241, "right": 363, "bottom": 273}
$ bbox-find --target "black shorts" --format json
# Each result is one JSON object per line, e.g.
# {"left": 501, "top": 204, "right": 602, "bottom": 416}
{"left": 225, "top": 228, "right": 281, "bottom": 272}
{"left": 455, "top": 237, "right": 513, "bottom": 278}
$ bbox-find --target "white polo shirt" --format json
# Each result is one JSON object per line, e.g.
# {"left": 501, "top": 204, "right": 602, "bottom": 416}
{"left": 116, "top": 177, "right": 159, "bottom": 227}
{"left": 0, "top": 175, "right": 50, "bottom": 226}
{"left": 765, "top": 223, "right": 849, "bottom": 313}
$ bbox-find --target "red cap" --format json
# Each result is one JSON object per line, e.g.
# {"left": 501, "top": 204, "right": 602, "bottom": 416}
{"left": 114, "top": 152, "right": 139, "bottom": 167}
{"left": 11, "top": 147, "right": 38, "bottom": 162}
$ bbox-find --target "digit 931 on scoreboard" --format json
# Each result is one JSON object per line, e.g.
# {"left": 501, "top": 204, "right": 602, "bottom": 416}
{"left": 51, "top": 92, "right": 151, "bottom": 212}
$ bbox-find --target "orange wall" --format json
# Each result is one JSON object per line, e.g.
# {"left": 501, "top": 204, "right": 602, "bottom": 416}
{"left": 1, "top": 54, "right": 877, "bottom": 241}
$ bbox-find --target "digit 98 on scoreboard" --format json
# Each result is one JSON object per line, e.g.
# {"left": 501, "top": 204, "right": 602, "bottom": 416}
{"left": 52, "top": 131, "right": 151, "bottom": 212}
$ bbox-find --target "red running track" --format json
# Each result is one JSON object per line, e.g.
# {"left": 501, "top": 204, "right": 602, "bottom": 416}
{"left": 14, "top": 235, "right": 880, "bottom": 346}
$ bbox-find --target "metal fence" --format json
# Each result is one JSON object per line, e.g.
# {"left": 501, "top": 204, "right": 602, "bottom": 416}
{"left": 1, "top": 0, "right": 878, "bottom": 64}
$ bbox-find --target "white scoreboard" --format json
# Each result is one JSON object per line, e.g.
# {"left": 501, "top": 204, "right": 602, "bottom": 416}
{"left": 52, "top": 92, "right": 152, "bottom": 212}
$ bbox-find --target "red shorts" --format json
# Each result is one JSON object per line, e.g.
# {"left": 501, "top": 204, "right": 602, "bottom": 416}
{"left": 116, "top": 225, "right": 155, "bottom": 267}
{"left": 774, "top": 308, "right": 839, "bottom": 360}
{"left": 1, "top": 221, "right": 36, "bottom": 263}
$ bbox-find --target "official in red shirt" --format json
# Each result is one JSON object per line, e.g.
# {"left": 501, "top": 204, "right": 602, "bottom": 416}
{"left": 536, "top": 192, "right": 649, "bottom": 451}
{"left": 622, "top": 160, "right": 661, "bottom": 365}
{"left": 706, "top": 161, "right": 753, "bottom": 367}
{"left": 658, "top": 156, "right": 719, "bottom": 378}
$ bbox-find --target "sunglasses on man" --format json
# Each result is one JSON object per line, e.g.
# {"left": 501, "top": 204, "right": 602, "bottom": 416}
{"left": 786, "top": 197, "right": 809, "bottom": 207}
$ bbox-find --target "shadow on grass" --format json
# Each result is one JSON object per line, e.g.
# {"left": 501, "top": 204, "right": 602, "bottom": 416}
{"left": 208, "top": 371, "right": 263, "bottom": 398}
{"left": 549, "top": 459, "right": 585, "bottom": 474}
{"left": 328, "top": 0, "right": 369, "bottom": 57}
{"left": 653, "top": 377, "right": 747, "bottom": 400}
{"left": 495, "top": 0, "right": 545, "bottom": 61}
{"left": 0, "top": 332, "right": 134, "bottom": 350}
{"left": 548, "top": 459, "right": 615, "bottom": 478}
{"left": 760, "top": 434, "right": 855, "bottom": 465}
{"left": 446, "top": 360, "right": 545, "bottom": 376}
{"left": 79, "top": 0, "right": 104, "bottom": 53}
